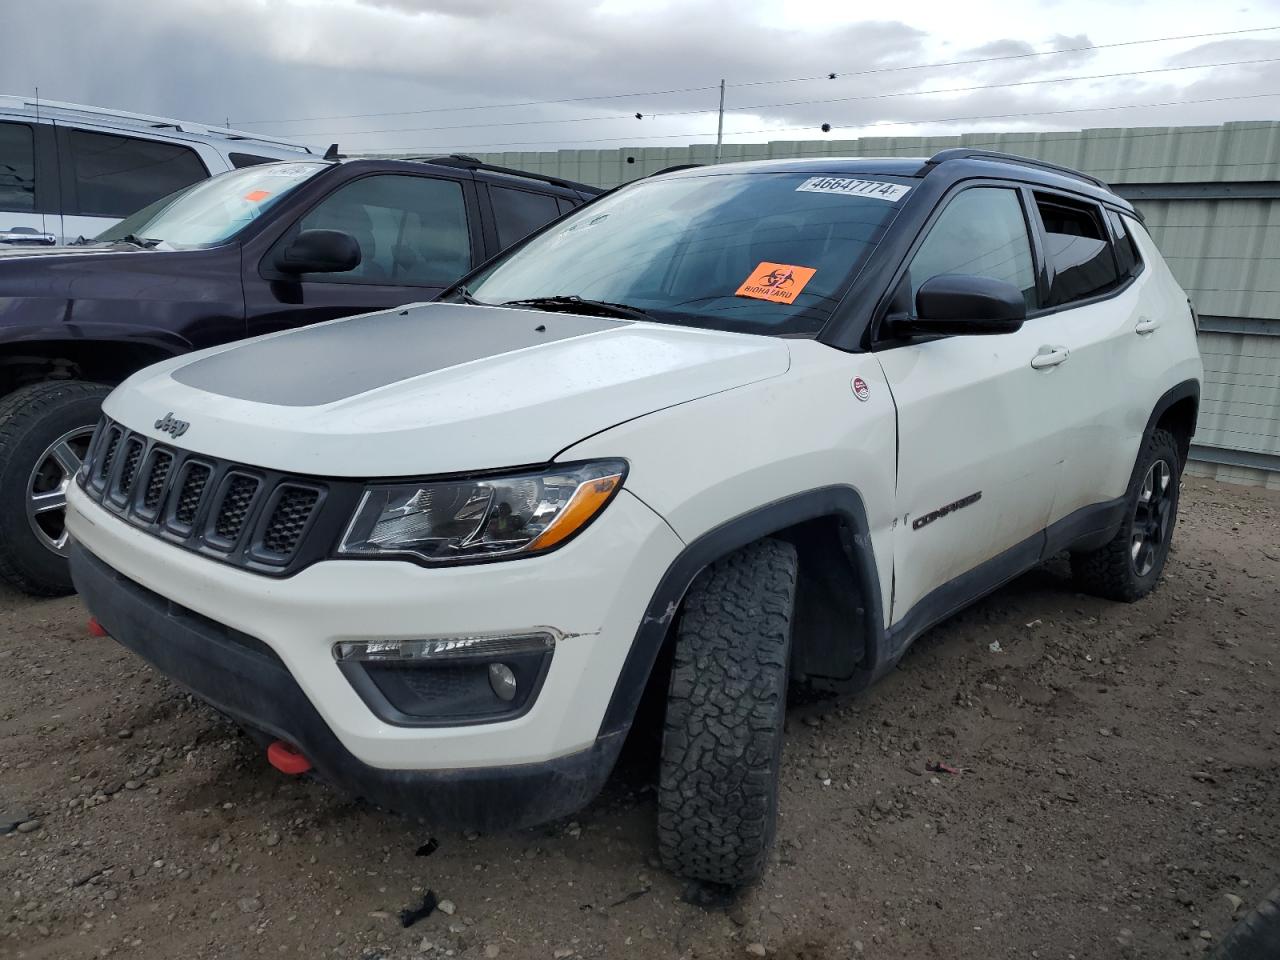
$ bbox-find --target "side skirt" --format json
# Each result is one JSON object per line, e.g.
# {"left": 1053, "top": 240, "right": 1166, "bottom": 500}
{"left": 883, "top": 496, "right": 1126, "bottom": 666}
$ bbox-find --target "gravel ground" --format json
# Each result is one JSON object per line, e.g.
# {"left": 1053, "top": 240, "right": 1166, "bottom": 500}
{"left": 2, "top": 478, "right": 1278, "bottom": 960}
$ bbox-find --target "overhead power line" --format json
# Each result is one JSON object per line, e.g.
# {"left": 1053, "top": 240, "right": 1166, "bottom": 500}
{"left": 363, "top": 90, "right": 1280, "bottom": 152}
{"left": 235, "top": 24, "right": 1280, "bottom": 126}
{"left": 285, "top": 55, "right": 1280, "bottom": 137}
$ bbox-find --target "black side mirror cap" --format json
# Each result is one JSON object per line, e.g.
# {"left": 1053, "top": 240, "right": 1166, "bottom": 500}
{"left": 275, "top": 229, "right": 361, "bottom": 275}
{"left": 907, "top": 274, "right": 1027, "bottom": 335}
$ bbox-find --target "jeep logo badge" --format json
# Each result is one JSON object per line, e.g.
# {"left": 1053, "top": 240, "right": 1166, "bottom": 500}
{"left": 154, "top": 412, "right": 190, "bottom": 438}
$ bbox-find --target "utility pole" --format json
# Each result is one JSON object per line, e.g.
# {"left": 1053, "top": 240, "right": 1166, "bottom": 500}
{"left": 714, "top": 78, "right": 725, "bottom": 164}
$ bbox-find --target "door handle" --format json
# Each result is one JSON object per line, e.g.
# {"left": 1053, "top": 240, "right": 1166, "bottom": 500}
{"left": 0, "top": 230, "right": 56, "bottom": 245}
{"left": 1135, "top": 317, "right": 1160, "bottom": 334}
{"left": 1031, "top": 345, "right": 1070, "bottom": 369}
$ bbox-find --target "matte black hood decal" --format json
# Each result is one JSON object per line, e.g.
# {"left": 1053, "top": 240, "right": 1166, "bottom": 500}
{"left": 170, "top": 303, "right": 628, "bottom": 407}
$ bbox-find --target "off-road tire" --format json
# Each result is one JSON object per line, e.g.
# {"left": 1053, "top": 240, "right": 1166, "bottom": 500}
{"left": 1070, "top": 428, "right": 1181, "bottom": 602}
{"left": 657, "top": 538, "right": 797, "bottom": 887}
{"left": 0, "top": 380, "right": 111, "bottom": 596}
{"left": 1208, "top": 881, "right": 1280, "bottom": 960}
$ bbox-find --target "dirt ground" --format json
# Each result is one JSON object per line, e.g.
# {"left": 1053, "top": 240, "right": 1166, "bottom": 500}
{"left": 1, "top": 478, "right": 1277, "bottom": 960}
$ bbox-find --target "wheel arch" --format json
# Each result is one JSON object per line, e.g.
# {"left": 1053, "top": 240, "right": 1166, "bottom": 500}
{"left": 1150, "top": 379, "right": 1200, "bottom": 467}
{"left": 597, "top": 486, "right": 887, "bottom": 739}
{"left": 0, "top": 337, "right": 189, "bottom": 398}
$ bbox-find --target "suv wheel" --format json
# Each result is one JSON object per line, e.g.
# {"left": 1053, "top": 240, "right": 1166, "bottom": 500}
{"left": 657, "top": 538, "right": 797, "bottom": 887}
{"left": 0, "top": 381, "right": 111, "bottom": 596}
{"left": 1070, "top": 428, "right": 1181, "bottom": 602}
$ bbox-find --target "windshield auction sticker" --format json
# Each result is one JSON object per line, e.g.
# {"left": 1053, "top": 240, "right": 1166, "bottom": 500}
{"left": 735, "top": 262, "right": 817, "bottom": 304}
{"left": 796, "top": 177, "right": 910, "bottom": 201}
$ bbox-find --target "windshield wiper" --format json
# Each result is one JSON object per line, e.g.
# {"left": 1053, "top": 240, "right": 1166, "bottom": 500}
{"left": 501, "top": 295, "right": 651, "bottom": 322}
{"left": 106, "top": 234, "right": 162, "bottom": 249}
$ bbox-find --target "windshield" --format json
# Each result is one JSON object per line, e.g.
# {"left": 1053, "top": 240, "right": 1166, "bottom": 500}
{"left": 463, "top": 171, "right": 911, "bottom": 336}
{"left": 93, "top": 162, "right": 328, "bottom": 249}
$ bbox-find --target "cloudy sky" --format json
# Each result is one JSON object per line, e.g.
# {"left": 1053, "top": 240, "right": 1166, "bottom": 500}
{"left": 3, "top": 0, "right": 1280, "bottom": 156}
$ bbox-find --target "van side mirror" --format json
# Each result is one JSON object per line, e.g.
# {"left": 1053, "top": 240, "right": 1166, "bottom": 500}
{"left": 275, "top": 229, "right": 361, "bottom": 274}
{"left": 909, "top": 274, "right": 1026, "bottom": 335}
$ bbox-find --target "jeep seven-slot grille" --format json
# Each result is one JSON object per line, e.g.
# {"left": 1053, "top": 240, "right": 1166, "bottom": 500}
{"left": 77, "top": 417, "right": 329, "bottom": 574}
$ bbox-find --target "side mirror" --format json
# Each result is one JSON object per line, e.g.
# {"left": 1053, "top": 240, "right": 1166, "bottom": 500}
{"left": 275, "top": 229, "right": 361, "bottom": 275}
{"left": 909, "top": 274, "right": 1026, "bottom": 335}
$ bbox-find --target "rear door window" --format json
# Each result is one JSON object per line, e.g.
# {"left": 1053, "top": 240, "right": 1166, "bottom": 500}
{"left": 65, "top": 129, "right": 208, "bottom": 217}
{"left": 490, "top": 185, "right": 562, "bottom": 247}
{"left": 1034, "top": 193, "right": 1121, "bottom": 307}
{"left": 0, "top": 121, "right": 37, "bottom": 213}
{"left": 294, "top": 174, "right": 471, "bottom": 284}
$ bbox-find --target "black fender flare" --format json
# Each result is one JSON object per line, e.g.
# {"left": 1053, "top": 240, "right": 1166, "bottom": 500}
{"left": 597, "top": 486, "right": 886, "bottom": 738}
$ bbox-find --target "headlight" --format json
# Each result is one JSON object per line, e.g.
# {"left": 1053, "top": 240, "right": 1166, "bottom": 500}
{"left": 336, "top": 460, "right": 626, "bottom": 564}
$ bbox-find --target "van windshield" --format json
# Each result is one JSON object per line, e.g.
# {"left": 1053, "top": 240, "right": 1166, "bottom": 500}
{"left": 462, "top": 171, "right": 911, "bottom": 336}
{"left": 93, "top": 162, "right": 327, "bottom": 249}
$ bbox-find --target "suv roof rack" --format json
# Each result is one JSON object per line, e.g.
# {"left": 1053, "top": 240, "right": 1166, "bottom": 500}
{"left": 648, "top": 163, "right": 703, "bottom": 177}
{"left": 0, "top": 94, "right": 313, "bottom": 154}
{"left": 407, "top": 154, "right": 602, "bottom": 195}
{"left": 924, "top": 149, "right": 1109, "bottom": 190}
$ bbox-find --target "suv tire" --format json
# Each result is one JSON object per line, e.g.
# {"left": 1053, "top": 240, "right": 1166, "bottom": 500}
{"left": 1070, "top": 428, "right": 1181, "bottom": 602}
{"left": 1208, "top": 881, "right": 1280, "bottom": 960}
{"left": 0, "top": 380, "right": 111, "bottom": 596}
{"left": 657, "top": 538, "right": 797, "bottom": 887}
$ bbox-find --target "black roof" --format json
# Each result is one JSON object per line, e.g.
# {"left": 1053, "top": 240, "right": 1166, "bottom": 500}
{"left": 649, "top": 151, "right": 1132, "bottom": 212}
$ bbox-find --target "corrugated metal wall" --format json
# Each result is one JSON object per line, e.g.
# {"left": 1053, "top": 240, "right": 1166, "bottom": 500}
{"left": 438, "top": 121, "right": 1280, "bottom": 486}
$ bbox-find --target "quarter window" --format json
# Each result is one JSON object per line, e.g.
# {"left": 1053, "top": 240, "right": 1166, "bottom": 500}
{"left": 66, "top": 130, "right": 208, "bottom": 218}
{"left": 296, "top": 175, "right": 471, "bottom": 284}
{"left": 1106, "top": 208, "right": 1143, "bottom": 279}
{"left": 490, "top": 185, "right": 562, "bottom": 248}
{"left": 1035, "top": 193, "right": 1120, "bottom": 307}
{"left": 908, "top": 187, "right": 1037, "bottom": 311}
{"left": 0, "top": 121, "right": 37, "bottom": 213}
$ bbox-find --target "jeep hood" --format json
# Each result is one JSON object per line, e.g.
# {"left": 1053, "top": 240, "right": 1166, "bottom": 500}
{"left": 104, "top": 302, "right": 791, "bottom": 476}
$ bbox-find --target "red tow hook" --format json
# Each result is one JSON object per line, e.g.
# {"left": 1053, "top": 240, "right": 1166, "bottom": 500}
{"left": 87, "top": 617, "right": 109, "bottom": 638}
{"left": 267, "top": 740, "right": 313, "bottom": 775}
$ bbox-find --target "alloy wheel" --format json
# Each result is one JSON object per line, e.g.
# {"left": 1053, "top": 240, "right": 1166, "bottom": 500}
{"left": 1130, "top": 458, "right": 1173, "bottom": 576}
{"left": 26, "top": 426, "right": 95, "bottom": 557}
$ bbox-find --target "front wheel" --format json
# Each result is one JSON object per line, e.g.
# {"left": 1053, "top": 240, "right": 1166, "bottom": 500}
{"left": 657, "top": 538, "right": 797, "bottom": 887}
{"left": 1070, "top": 428, "right": 1181, "bottom": 602}
{"left": 0, "top": 381, "right": 111, "bottom": 596}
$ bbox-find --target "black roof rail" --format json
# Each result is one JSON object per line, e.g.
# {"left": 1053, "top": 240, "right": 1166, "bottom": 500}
{"left": 647, "top": 163, "right": 703, "bottom": 177}
{"left": 924, "top": 149, "right": 1110, "bottom": 190}
{"left": 405, "top": 154, "right": 602, "bottom": 195}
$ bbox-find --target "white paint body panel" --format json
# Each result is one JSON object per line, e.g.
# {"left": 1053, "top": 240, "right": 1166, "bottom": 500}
{"left": 104, "top": 313, "right": 791, "bottom": 476}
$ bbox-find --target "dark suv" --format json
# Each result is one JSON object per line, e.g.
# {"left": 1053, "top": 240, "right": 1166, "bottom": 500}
{"left": 0, "top": 154, "right": 599, "bottom": 595}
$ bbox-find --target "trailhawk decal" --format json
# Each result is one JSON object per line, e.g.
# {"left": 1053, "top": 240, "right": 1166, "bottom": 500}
{"left": 735, "top": 262, "right": 817, "bottom": 304}
{"left": 796, "top": 177, "right": 911, "bottom": 202}
{"left": 912, "top": 491, "right": 982, "bottom": 531}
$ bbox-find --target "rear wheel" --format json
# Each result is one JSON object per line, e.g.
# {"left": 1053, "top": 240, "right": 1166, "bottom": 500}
{"left": 1070, "top": 428, "right": 1181, "bottom": 602}
{"left": 657, "top": 538, "right": 797, "bottom": 887}
{"left": 0, "top": 381, "right": 111, "bottom": 596}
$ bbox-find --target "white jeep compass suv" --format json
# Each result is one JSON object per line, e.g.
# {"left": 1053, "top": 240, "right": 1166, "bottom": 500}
{"left": 66, "top": 150, "right": 1203, "bottom": 887}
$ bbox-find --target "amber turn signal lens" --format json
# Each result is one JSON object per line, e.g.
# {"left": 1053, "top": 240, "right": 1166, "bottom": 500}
{"left": 528, "top": 474, "right": 623, "bottom": 551}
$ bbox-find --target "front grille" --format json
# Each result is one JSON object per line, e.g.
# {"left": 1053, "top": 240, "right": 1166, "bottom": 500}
{"left": 142, "top": 451, "right": 173, "bottom": 510}
{"left": 262, "top": 486, "right": 321, "bottom": 557}
{"left": 174, "top": 463, "right": 211, "bottom": 527}
{"left": 117, "top": 438, "right": 143, "bottom": 495}
{"left": 211, "top": 474, "right": 260, "bottom": 545}
{"left": 78, "top": 417, "right": 331, "bottom": 575}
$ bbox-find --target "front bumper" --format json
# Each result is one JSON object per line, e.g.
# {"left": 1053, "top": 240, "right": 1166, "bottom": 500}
{"left": 71, "top": 544, "right": 622, "bottom": 829}
{"left": 66, "top": 481, "right": 683, "bottom": 774}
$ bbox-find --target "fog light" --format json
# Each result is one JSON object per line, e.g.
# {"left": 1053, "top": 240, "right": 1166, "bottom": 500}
{"left": 489, "top": 663, "right": 518, "bottom": 701}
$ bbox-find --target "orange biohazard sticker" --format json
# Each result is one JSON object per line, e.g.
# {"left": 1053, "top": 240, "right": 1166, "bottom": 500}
{"left": 244, "top": 189, "right": 271, "bottom": 202}
{"left": 735, "top": 261, "right": 817, "bottom": 304}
